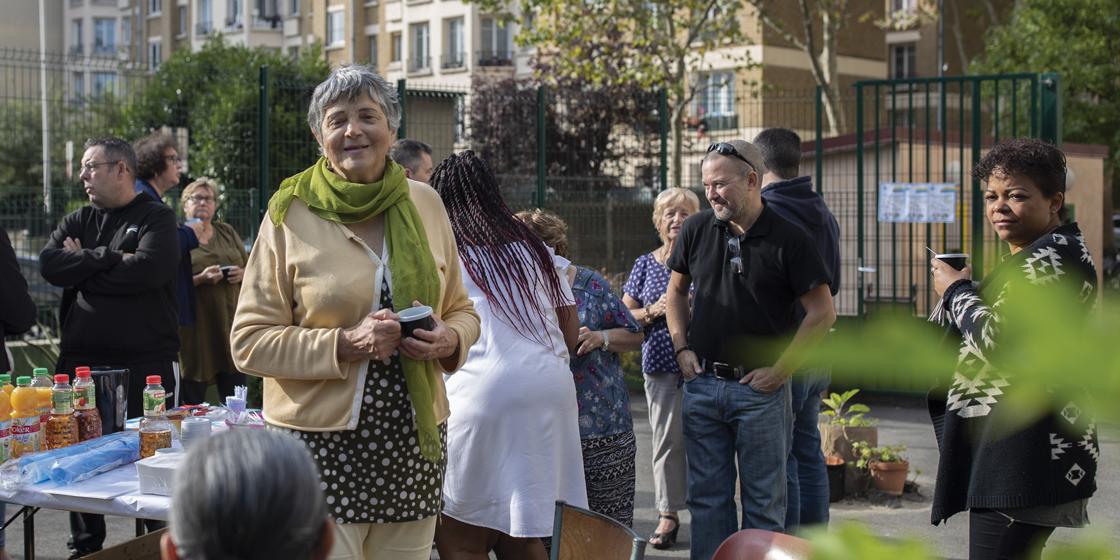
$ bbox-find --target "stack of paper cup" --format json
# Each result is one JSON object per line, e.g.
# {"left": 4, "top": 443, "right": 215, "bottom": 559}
{"left": 180, "top": 417, "right": 212, "bottom": 450}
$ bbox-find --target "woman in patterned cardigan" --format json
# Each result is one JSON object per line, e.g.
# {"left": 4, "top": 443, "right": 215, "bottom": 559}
{"left": 930, "top": 138, "right": 1098, "bottom": 560}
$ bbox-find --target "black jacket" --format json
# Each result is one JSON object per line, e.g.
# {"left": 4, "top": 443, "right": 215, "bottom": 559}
{"left": 1, "top": 226, "right": 37, "bottom": 373}
{"left": 761, "top": 175, "right": 841, "bottom": 295}
{"left": 39, "top": 192, "right": 181, "bottom": 364}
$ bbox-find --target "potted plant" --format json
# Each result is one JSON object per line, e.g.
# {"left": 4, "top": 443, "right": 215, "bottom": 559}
{"left": 819, "top": 389, "right": 879, "bottom": 463}
{"left": 826, "top": 454, "right": 846, "bottom": 503}
{"left": 853, "top": 441, "right": 909, "bottom": 496}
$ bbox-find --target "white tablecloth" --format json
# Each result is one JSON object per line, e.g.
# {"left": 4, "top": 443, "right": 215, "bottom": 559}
{"left": 0, "top": 463, "right": 171, "bottom": 520}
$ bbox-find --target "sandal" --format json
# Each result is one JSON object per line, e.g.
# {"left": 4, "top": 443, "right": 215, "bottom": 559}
{"left": 649, "top": 513, "right": 680, "bottom": 550}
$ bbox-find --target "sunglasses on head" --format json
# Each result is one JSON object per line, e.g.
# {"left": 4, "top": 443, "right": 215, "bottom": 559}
{"left": 707, "top": 142, "right": 757, "bottom": 173}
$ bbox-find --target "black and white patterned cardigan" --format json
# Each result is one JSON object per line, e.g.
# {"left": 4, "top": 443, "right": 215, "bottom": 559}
{"left": 928, "top": 222, "right": 1099, "bottom": 525}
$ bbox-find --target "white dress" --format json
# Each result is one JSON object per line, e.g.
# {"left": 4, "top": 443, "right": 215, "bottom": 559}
{"left": 442, "top": 243, "right": 589, "bottom": 537}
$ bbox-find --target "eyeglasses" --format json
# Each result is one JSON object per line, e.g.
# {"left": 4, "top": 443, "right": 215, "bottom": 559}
{"left": 707, "top": 142, "right": 757, "bottom": 173}
{"left": 727, "top": 233, "right": 744, "bottom": 275}
{"left": 164, "top": 155, "right": 182, "bottom": 163}
{"left": 187, "top": 195, "right": 215, "bottom": 204}
{"left": 80, "top": 160, "right": 120, "bottom": 174}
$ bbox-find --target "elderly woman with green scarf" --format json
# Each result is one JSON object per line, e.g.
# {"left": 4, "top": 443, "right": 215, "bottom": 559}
{"left": 231, "top": 64, "right": 479, "bottom": 560}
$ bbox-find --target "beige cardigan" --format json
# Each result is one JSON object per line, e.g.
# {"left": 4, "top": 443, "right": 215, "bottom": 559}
{"left": 230, "top": 179, "right": 480, "bottom": 431}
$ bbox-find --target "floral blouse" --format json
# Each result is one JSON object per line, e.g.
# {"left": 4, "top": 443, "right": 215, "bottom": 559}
{"left": 623, "top": 252, "right": 680, "bottom": 375}
{"left": 571, "top": 266, "right": 641, "bottom": 439}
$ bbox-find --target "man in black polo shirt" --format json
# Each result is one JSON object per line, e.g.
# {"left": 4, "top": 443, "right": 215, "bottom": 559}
{"left": 666, "top": 139, "right": 835, "bottom": 559}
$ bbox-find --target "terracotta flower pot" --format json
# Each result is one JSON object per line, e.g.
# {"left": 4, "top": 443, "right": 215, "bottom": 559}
{"left": 869, "top": 460, "right": 909, "bottom": 496}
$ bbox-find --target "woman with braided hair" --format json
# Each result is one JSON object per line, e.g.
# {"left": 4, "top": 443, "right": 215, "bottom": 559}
{"left": 432, "top": 151, "right": 586, "bottom": 560}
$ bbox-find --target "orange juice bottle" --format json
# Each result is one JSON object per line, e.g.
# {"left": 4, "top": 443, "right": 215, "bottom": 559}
{"left": 31, "top": 368, "right": 53, "bottom": 426}
{"left": 0, "top": 385, "right": 10, "bottom": 462}
{"left": 0, "top": 373, "right": 14, "bottom": 397}
{"left": 10, "top": 376, "right": 41, "bottom": 458}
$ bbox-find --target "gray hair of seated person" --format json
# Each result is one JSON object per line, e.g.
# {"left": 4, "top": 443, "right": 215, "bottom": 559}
{"left": 169, "top": 429, "right": 329, "bottom": 560}
{"left": 307, "top": 64, "right": 401, "bottom": 140}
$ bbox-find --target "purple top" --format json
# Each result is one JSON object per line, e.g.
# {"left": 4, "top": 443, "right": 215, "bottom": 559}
{"left": 623, "top": 252, "right": 680, "bottom": 375}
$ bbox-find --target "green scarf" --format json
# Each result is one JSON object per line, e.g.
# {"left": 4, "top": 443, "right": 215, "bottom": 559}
{"left": 269, "top": 157, "right": 442, "bottom": 462}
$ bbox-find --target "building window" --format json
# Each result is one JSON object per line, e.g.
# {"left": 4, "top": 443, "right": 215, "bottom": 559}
{"left": 326, "top": 10, "right": 344, "bottom": 46}
{"left": 197, "top": 0, "right": 212, "bottom": 34}
{"left": 92, "top": 72, "right": 117, "bottom": 97}
{"left": 149, "top": 41, "right": 161, "bottom": 71}
{"left": 228, "top": 0, "right": 243, "bottom": 27}
{"left": 479, "top": 16, "right": 509, "bottom": 66}
{"left": 178, "top": 6, "right": 188, "bottom": 36}
{"left": 70, "top": 19, "right": 84, "bottom": 55}
{"left": 390, "top": 32, "right": 402, "bottom": 63}
{"left": 121, "top": 16, "right": 131, "bottom": 46}
{"left": 72, "top": 72, "right": 85, "bottom": 101}
{"left": 443, "top": 17, "right": 464, "bottom": 69}
{"left": 148, "top": 0, "right": 162, "bottom": 15}
{"left": 368, "top": 34, "right": 378, "bottom": 66}
{"left": 93, "top": 18, "right": 116, "bottom": 55}
{"left": 409, "top": 22, "right": 430, "bottom": 72}
{"left": 891, "top": 0, "right": 916, "bottom": 14}
{"left": 454, "top": 95, "right": 465, "bottom": 142}
{"left": 289, "top": 0, "right": 299, "bottom": 16}
{"left": 890, "top": 42, "right": 917, "bottom": 79}
{"left": 691, "top": 72, "right": 737, "bottom": 130}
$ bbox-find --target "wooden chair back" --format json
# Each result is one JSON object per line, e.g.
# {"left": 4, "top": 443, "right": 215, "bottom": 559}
{"left": 549, "top": 500, "right": 646, "bottom": 560}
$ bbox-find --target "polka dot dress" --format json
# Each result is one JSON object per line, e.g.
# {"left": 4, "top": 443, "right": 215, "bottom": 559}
{"left": 278, "top": 278, "right": 446, "bottom": 524}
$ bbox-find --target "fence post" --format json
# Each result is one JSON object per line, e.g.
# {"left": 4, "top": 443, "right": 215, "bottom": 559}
{"left": 658, "top": 89, "right": 668, "bottom": 191}
{"left": 855, "top": 83, "right": 864, "bottom": 319}
{"left": 536, "top": 85, "right": 546, "bottom": 208}
{"left": 397, "top": 79, "right": 407, "bottom": 139}
{"left": 814, "top": 86, "right": 823, "bottom": 196}
{"left": 256, "top": 65, "right": 270, "bottom": 223}
{"left": 1039, "top": 72, "right": 1061, "bottom": 146}
{"left": 970, "top": 78, "right": 984, "bottom": 280}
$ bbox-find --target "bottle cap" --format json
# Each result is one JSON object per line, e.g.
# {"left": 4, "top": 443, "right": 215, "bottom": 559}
{"left": 16, "top": 376, "right": 31, "bottom": 386}
{"left": 0, "top": 374, "right": 10, "bottom": 383}
{"left": 54, "top": 374, "right": 69, "bottom": 384}
{"left": 75, "top": 366, "right": 91, "bottom": 377}
{"left": 33, "top": 367, "right": 49, "bottom": 377}
{"left": 146, "top": 375, "right": 162, "bottom": 385}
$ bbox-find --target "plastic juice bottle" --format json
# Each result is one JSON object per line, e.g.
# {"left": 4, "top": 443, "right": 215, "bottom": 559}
{"left": 31, "top": 368, "right": 53, "bottom": 426}
{"left": 139, "top": 375, "right": 171, "bottom": 458}
{"left": 0, "top": 386, "right": 10, "bottom": 462}
{"left": 0, "top": 373, "right": 14, "bottom": 397}
{"left": 45, "top": 375, "right": 80, "bottom": 450}
{"left": 10, "top": 376, "right": 41, "bottom": 458}
{"left": 73, "top": 367, "right": 102, "bottom": 441}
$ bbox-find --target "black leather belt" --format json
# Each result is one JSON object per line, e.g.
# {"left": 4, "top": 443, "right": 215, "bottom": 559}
{"left": 701, "top": 359, "right": 747, "bottom": 380}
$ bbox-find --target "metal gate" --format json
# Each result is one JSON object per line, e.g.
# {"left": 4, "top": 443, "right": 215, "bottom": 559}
{"left": 845, "top": 73, "right": 1061, "bottom": 318}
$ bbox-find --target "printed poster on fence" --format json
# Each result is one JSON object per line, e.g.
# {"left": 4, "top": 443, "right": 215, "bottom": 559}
{"left": 878, "top": 182, "right": 957, "bottom": 223}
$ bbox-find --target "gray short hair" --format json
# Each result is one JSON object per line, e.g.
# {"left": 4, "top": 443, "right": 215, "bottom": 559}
{"left": 169, "top": 429, "right": 329, "bottom": 560}
{"left": 307, "top": 64, "right": 400, "bottom": 139}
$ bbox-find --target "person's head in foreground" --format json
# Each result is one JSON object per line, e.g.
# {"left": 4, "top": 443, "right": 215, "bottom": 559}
{"left": 161, "top": 429, "right": 333, "bottom": 560}
{"left": 975, "top": 137, "right": 1068, "bottom": 253}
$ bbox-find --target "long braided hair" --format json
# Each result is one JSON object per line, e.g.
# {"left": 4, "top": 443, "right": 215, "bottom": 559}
{"left": 432, "top": 151, "right": 569, "bottom": 347}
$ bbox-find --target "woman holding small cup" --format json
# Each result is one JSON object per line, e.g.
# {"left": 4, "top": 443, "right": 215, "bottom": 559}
{"left": 930, "top": 138, "right": 1098, "bottom": 560}
{"left": 232, "top": 65, "right": 479, "bottom": 559}
{"left": 178, "top": 178, "right": 248, "bottom": 405}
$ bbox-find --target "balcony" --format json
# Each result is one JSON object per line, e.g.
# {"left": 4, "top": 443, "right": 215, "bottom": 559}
{"left": 407, "top": 56, "right": 431, "bottom": 74}
{"left": 224, "top": 18, "right": 245, "bottom": 32}
{"left": 440, "top": 52, "right": 465, "bottom": 70}
{"left": 252, "top": 15, "right": 283, "bottom": 30}
{"left": 93, "top": 43, "right": 117, "bottom": 56}
{"left": 476, "top": 50, "right": 512, "bottom": 67}
{"left": 69, "top": 45, "right": 84, "bottom": 56}
{"left": 196, "top": 21, "right": 213, "bottom": 36}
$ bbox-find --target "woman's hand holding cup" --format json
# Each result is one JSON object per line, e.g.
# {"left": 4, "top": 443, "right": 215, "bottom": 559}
{"left": 400, "top": 300, "right": 459, "bottom": 364}
{"left": 338, "top": 308, "right": 402, "bottom": 363}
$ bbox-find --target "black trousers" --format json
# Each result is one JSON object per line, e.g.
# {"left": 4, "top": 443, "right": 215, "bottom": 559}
{"left": 178, "top": 370, "right": 246, "bottom": 406}
{"left": 969, "top": 509, "right": 1056, "bottom": 560}
{"left": 56, "top": 357, "right": 178, "bottom": 554}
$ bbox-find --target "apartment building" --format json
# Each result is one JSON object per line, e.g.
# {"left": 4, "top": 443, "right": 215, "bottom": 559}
{"left": 62, "top": 0, "right": 126, "bottom": 98}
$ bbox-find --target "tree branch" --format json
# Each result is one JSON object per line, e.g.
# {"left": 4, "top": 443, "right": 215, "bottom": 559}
{"left": 748, "top": 0, "right": 808, "bottom": 51}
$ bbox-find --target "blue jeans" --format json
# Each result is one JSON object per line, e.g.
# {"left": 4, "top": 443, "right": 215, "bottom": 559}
{"left": 682, "top": 375, "right": 792, "bottom": 560}
{"left": 785, "top": 371, "right": 831, "bottom": 531}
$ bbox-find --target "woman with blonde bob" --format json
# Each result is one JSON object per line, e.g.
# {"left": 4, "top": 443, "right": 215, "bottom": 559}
{"left": 622, "top": 187, "right": 700, "bottom": 549}
{"left": 177, "top": 178, "right": 248, "bottom": 404}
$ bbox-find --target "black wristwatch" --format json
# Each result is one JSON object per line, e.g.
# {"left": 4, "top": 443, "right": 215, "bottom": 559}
{"left": 674, "top": 345, "right": 693, "bottom": 357}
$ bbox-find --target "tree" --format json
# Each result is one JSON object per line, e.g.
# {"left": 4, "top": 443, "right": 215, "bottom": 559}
{"left": 471, "top": 0, "right": 753, "bottom": 189}
{"left": 971, "top": 0, "right": 1120, "bottom": 200}
{"left": 121, "top": 37, "right": 330, "bottom": 198}
{"left": 743, "top": 0, "right": 882, "bottom": 136}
